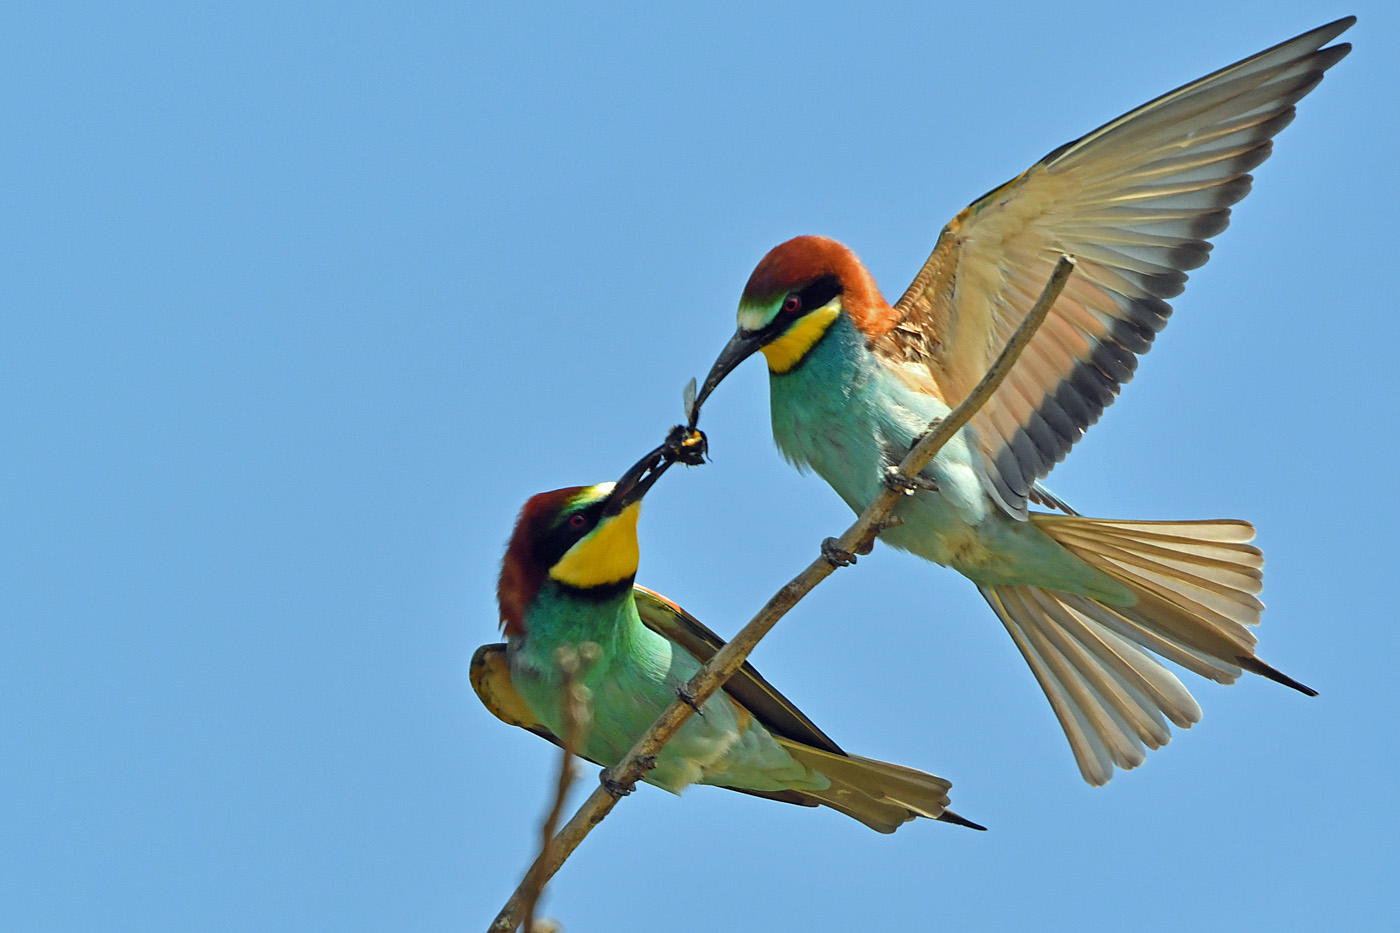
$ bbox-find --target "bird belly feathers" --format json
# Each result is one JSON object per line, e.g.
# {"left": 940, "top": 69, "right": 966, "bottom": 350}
{"left": 768, "top": 320, "right": 1124, "bottom": 600}
{"left": 509, "top": 599, "right": 826, "bottom": 795}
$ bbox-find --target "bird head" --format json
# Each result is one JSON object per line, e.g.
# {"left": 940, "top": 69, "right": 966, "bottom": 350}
{"left": 691, "top": 235, "right": 891, "bottom": 421}
{"left": 497, "top": 445, "right": 673, "bottom": 637}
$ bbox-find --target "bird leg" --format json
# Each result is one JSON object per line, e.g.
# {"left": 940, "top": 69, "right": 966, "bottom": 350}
{"left": 883, "top": 463, "right": 938, "bottom": 495}
{"left": 821, "top": 537, "right": 857, "bottom": 567}
{"left": 600, "top": 758, "right": 652, "bottom": 799}
{"left": 599, "top": 769, "right": 633, "bottom": 797}
{"left": 845, "top": 516, "right": 905, "bottom": 557}
{"left": 676, "top": 683, "right": 705, "bottom": 716}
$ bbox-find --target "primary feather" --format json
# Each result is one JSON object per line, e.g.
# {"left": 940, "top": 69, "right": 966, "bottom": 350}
{"left": 703, "top": 19, "right": 1348, "bottom": 783}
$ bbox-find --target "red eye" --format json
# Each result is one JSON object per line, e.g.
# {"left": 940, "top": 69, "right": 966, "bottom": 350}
{"left": 782, "top": 294, "right": 801, "bottom": 315}
{"left": 568, "top": 514, "right": 586, "bottom": 529}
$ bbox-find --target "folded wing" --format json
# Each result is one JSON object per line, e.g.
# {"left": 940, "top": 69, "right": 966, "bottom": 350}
{"left": 472, "top": 589, "right": 977, "bottom": 831}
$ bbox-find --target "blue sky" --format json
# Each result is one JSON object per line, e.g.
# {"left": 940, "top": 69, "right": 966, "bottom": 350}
{"left": 3, "top": 2, "right": 1397, "bottom": 930}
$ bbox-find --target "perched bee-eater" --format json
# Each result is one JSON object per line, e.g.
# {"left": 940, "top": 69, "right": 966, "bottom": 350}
{"left": 690, "top": 19, "right": 1352, "bottom": 785}
{"left": 476, "top": 445, "right": 981, "bottom": 832}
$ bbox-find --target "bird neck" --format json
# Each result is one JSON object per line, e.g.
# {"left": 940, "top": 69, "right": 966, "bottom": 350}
{"left": 761, "top": 304, "right": 843, "bottom": 374}
{"left": 513, "top": 580, "right": 653, "bottom": 679}
{"left": 767, "top": 313, "right": 892, "bottom": 481}
{"left": 768, "top": 310, "right": 868, "bottom": 383}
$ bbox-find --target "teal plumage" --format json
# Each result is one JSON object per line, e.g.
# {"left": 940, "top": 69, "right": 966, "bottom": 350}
{"left": 768, "top": 313, "right": 1128, "bottom": 600}
{"left": 483, "top": 456, "right": 980, "bottom": 832}
{"left": 510, "top": 575, "right": 825, "bottom": 795}
{"left": 693, "top": 19, "right": 1351, "bottom": 784}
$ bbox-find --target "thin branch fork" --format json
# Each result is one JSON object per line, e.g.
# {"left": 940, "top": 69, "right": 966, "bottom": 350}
{"left": 489, "top": 255, "right": 1077, "bottom": 933}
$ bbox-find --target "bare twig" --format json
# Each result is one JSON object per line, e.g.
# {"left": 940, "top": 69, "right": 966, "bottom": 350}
{"left": 489, "top": 256, "right": 1076, "bottom": 933}
{"left": 518, "top": 643, "right": 596, "bottom": 933}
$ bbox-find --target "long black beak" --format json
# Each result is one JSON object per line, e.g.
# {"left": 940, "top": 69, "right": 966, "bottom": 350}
{"left": 689, "top": 329, "right": 766, "bottom": 428}
{"left": 604, "top": 441, "right": 674, "bottom": 515}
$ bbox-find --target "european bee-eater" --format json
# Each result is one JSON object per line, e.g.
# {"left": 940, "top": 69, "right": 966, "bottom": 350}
{"left": 690, "top": 19, "right": 1351, "bottom": 785}
{"left": 479, "top": 445, "right": 981, "bottom": 832}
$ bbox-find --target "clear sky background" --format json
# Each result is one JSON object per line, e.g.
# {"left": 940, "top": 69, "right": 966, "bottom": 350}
{"left": 3, "top": 2, "right": 1397, "bottom": 930}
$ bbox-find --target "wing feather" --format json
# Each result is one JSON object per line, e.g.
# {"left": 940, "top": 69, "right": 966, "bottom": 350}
{"left": 633, "top": 587, "right": 846, "bottom": 754}
{"left": 470, "top": 643, "right": 567, "bottom": 746}
{"left": 885, "top": 18, "right": 1352, "bottom": 515}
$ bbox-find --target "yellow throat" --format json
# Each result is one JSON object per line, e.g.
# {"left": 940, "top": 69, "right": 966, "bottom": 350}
{"left": 760, "top": 305, "right": 840, "bottom": 374}
{"left": 549, "top": 500, "right": 641, "bottom": 589}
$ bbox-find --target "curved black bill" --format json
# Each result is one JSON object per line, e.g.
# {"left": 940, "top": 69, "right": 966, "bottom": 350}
{"left": 604, "top": 442, "right": 674, "bottom": 515}
{"left": 605, "top": 424, "right": 709, "bottom": 514}
{"left": 689, "top": 329, "right": 766, "bottom": 428}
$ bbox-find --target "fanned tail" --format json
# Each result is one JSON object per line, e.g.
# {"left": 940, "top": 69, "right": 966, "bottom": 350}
{"left": 776, "top": 740, "right": 984, "bottom": 833}
{"left": 981, "top": 515, "right": 1313, "bottom": 785}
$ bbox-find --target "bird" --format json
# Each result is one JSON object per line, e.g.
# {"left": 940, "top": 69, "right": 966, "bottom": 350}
{"left": 687, "top": 18, "right": 1352, "bottom": 785}
{"left": 478, "top": 443, "right": 983, "bottom": 832}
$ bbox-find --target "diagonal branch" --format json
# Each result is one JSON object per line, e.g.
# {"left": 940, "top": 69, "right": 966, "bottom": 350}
{"left": 489, "top": 255, "right": 1076, "bottom": 933}
{"left": 518, "top": 644, "right": 595, "bottom": 933}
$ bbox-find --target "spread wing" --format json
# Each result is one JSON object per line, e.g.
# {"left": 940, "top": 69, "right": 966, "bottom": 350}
{"left": 884, "top": 17, "right": 1353, "bottom": 517}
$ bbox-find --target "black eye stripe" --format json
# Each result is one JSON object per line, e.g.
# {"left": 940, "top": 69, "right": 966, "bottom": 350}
{"left": 759, "top": 274, "right": 844, "bottom": 342}
{"left": 534, "top": 501, "right": 607, "bottom": 567}
{"left": 794, "top": 275, "right": 841, "bottom": 314}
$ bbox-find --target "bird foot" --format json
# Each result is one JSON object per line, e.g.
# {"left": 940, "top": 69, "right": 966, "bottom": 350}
{"left": 600, "top": 757, "right": 658, "bottom": 798}
{"left": 676, "top": 683, "right": 705, "bottom": 716}
{"left": 883, "top": 465, "right": 937, "bottom": 495}
{"left": 600, "top": 766, "right": 640, "bottom": 798}
{"left": 821, "top": 537, "right": 857, "bottom": 567}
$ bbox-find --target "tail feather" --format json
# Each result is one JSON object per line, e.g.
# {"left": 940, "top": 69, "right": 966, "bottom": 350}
{"left": 1011, "top": 589, "right": 1160, "bottom": 769}
{"left": 1061, "top": 592, "right": 1241, "bottom": 684}
{"left": 776, "top": 740, "right": 972, "bottom": 833}
{"left": 1069, "top": 518, "right": 1258, "bottom": 544}
{"left": 983, "top": 585, "right": 1184, "bottom": 784}
{"left": 1041, "top": 516, "right": 1266, "bottom": 654}
{"left": 1059, "top": 529, "right": 1265, "bottom": 610}
{"left": 1239, "top": 654, "right": 1318, "bottom": 696}
{"left": 1021, "top": 587, "right": 1187, "bottom": 736}
{"left": 982, "top": 515, "right": 1311, "bottom": 785}
{"left": 1093, "top": 549, "right": 1260, "bottom": 634}
{"left": 1066, "top": 528, "right": 1264, "bottom": 593}
{"left": 785, "top": 786, "right": 911, "bottom": 834}
{"left": 937, "top": 809, "right": 988, "bottom": 831}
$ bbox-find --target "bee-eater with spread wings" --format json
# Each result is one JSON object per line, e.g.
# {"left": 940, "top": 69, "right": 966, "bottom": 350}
{"left": 477, "top": 444, "right": 982, "bottom": 832}
{"left": 690, "top": 18, "right": 1353, "bottom": 785}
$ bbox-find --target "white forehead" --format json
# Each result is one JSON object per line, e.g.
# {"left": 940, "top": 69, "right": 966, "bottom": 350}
{"left": 736, "top": 303, "right": 771, "bottom": 334}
